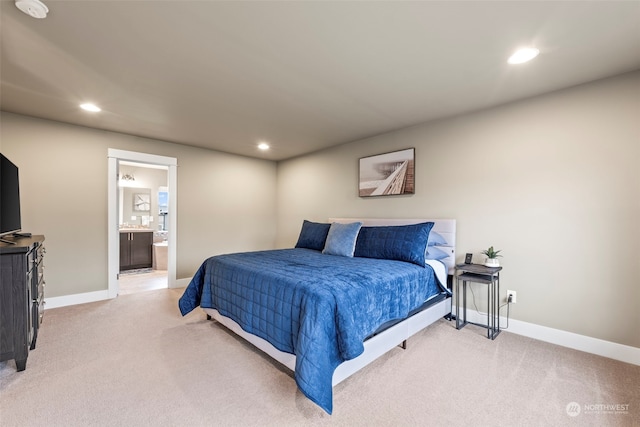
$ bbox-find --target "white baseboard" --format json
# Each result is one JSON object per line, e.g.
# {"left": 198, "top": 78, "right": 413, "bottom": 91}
{"left": 44, "top": 276, "right": 193, "bottom": 310}
{"left": 453, "top": 307, "right": 640, "bottom": 366}
{"left": 173, "top": 277, "right": 191, "bottom": 288}
{"left": 44, "top": 286, "right": 638, "bottom": 366}
{"left": 44, "top": 290, "right": 110, "bottom": 310}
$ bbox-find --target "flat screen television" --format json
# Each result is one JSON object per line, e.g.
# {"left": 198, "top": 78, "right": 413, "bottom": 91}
{"left": 0, "top": 153, "right": 22, "bottom": 240}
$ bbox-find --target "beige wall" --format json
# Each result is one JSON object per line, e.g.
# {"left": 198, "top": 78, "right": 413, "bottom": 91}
{"left": 0, "top": 112, "right": 277, "bottom": 296}
{"left": 276, "top": 71, "right": 640, "bottom": 347}
{"left": 2, "top": 72, "right": 637, "bottom": 347}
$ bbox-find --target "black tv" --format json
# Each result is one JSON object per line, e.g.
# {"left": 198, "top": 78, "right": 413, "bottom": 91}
{"left": 0, "top": 153, "right": 22, "bottom": 240}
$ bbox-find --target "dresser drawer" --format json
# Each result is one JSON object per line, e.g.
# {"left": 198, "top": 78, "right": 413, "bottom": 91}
{"left": 27, "top": 246, "right": 36, "bottom": 268}
{"left": 31, "top": 262, "right": 44, "bottom": 298}
{"left": 35, "top": 278, "right": 45, "bottom": 303}
{"left": 35, "top": 295, "right": 44, "bottom": 325}
{"left": 32, "top": 260, "right": 44, "bottom": 292}
{"left": 27, "top": 295, "right": 34, "bottom": 344}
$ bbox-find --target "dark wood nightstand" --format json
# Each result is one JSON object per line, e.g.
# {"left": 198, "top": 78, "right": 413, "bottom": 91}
{"left": 455, "top": 263, "right": 502, "bottom": 340}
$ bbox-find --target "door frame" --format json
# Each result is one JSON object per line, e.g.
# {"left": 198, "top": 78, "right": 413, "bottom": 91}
{"left": 107, "top": 149, "right": 178, "bottom": 298}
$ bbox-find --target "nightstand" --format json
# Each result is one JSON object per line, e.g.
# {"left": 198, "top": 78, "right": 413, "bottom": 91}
{"left": 455, "top": 263, "right": 502, "bottom": 340}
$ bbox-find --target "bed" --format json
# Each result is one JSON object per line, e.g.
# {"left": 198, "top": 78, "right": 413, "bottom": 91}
{"left": 179, "top": 218, "right": 456, "bottom": 414}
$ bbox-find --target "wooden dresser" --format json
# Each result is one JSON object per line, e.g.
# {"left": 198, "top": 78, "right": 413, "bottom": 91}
{"left": 0, "top": 235, "right": 45, "bottom": 371}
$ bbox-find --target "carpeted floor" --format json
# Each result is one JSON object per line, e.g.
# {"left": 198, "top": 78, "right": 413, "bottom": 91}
{"left": 1, "top": 288, "right": 638, "bottom": 426}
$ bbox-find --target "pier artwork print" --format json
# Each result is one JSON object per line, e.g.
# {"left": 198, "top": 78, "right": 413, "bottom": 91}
{"left": 358, "top": 148, "right": 415, "bottom": 197}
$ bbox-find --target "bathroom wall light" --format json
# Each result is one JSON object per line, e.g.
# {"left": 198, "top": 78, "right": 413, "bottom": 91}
{"left": 118, "top": 173, "right": 137, "bottom": 188}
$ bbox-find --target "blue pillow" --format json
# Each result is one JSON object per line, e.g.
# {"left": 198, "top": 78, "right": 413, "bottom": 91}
{"left": 426, "top": 246, "right": 450, "bottom": 261}
{"left": 295, "top": 220, "right": 331, "bottom": 251}
{"left": 354, "top": 222, "right": 434, "bottom": 267}
{"left": 322, "top": 222, "right": 362, "bottom": 257}
{"left": 428, "top": 231, "right": 447, "bottom": 247}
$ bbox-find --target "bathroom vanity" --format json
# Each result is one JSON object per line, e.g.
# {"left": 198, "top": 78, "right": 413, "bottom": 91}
{"left": 119, "top": 230, "right": 153, "bottom": 271}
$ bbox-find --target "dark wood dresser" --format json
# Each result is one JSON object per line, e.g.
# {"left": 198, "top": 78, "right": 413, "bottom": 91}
{"left": 0, "top": 235, "right": 45, "bottom": 371}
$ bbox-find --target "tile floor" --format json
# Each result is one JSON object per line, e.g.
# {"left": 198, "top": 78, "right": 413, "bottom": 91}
{"left": 118, "top": 269, "right": 168, "bottom": 295}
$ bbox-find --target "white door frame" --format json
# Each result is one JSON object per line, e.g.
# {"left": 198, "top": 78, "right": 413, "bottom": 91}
{"left": 107, "top": 149, "right": 178, "bottom": 298}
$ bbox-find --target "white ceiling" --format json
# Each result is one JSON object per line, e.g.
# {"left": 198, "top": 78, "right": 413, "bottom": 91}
{"left": 2, "top": 1, "right": 639, "bottom": 160}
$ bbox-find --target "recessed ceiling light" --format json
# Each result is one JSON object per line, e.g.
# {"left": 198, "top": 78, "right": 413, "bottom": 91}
{"left": 258, "top": 142, "right": 270, "bottom": 151}
{"left": 80, "top": 103, "right": 101, "bottom": 112}
{"left": 508, "top": 47, "right": 540, "bottom": 65}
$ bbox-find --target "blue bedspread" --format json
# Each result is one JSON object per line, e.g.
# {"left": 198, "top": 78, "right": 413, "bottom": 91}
{"left": 179, "top": 248, "right": 442, "bottom": 414}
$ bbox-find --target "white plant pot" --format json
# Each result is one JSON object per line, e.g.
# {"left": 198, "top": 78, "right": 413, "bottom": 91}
{"left": 484, "top": 258, "right": 500, "bottom": 267}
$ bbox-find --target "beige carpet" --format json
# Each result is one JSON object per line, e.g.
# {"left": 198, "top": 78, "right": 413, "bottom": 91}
{"left": 1, "top": 288, "right": 638, "bottom": 427}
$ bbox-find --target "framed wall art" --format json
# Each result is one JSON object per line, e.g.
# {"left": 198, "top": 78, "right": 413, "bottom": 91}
{"left": 358, "top": 148, "right": 415, "bottom": 197}
{"left": 133, "top": 193, "right": 151, "bottom": 211}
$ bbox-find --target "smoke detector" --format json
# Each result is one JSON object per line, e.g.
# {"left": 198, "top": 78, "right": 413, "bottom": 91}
{"left": 15, "top": 0, "right": 49, "bottom": 19}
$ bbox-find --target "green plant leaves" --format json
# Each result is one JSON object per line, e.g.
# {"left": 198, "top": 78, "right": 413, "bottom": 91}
{"left": 481, "top": 246, "right": 502, "bottom": 258}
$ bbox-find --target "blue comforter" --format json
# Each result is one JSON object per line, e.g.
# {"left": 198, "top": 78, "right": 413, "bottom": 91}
{"left": 179, "top": 248, "right": 441, "bottom": 414}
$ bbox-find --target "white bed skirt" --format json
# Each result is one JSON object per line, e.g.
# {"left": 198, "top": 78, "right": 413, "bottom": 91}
{"left": 203, "top": 296, "right": 452, "bottom": 386}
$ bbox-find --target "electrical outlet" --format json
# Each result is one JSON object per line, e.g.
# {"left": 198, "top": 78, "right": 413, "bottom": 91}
{"left": 507, "top": 290, "right": 517, "bottom": 304}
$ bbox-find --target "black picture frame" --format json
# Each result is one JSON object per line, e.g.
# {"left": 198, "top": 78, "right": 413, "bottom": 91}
{"left": 464, "top": 253, "right": 473, "bottom": 264}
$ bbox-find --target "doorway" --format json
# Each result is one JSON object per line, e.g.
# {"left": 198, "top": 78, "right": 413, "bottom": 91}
{"left": 107, "top": 149, "right": 177, "bottom": 298}
{"left": 118, "top": 162, "right": 168, "bottom": 294}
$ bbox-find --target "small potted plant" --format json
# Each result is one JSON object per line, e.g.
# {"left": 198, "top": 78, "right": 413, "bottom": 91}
{"left": 482, "top": 246, "right": 502, "bottom": 267}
